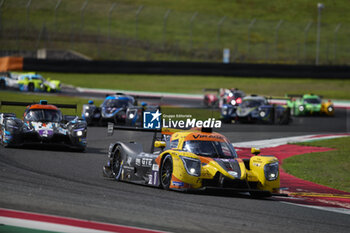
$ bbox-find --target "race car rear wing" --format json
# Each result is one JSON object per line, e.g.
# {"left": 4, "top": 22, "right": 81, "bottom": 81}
{"left": 0, "top": 101, "right": 77, "bottom": 109}
{"left": 108, "top": 124, "right": 212, "bottom": 152}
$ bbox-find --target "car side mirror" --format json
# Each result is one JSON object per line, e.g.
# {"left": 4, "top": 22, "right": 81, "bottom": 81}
{"left": 154, "top": 141, "right": 166, "bottom": 149}
{"left": 251, "top": 147, "right": 260, "bottom": 155}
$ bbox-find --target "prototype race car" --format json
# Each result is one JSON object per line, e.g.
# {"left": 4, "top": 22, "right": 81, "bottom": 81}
{"left": 286, "top": 94, "right": 334, "bottom": 116}
{"left": 0, "top": 100, "right": 87, "bottom": 151}
{"left": 82, "top": 93, "right": 160, "bottom": 126}
{"left": 16, "top": 72, "right": 61, "bottom": 92}
{"left": 221, "top": 95, "right": 290, "bottom": 124}
{"left": 103, "top": 126, "right": 281, "bottom": 196}
{"left": 0, "top": 72, "right": 20, "bottom": 90}
{"left": 203, "top": 88, "right": 245, "bottom": 108}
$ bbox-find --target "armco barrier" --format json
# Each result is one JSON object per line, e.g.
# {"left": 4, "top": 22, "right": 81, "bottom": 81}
{"left": 22, "top": 58, "right": 350, "bottom": 78}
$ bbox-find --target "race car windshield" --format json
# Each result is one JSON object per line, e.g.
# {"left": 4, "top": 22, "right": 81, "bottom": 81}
{"left": 241, "top": 99, "right": 265, "bottom": 108}
{"left": 233, "top": 92, "right": 244, "bottom": 98}
{"left": 24, "top": 109, "right": 62, "bottom": 122}
{"left": 304, "top": 98, "right": 321, "bottom": 104}
{"left": 183, "top": 140, "right": 237, "bottom": 158}
{"left": 104, "top": 99, "right": 130, "bottom": 108}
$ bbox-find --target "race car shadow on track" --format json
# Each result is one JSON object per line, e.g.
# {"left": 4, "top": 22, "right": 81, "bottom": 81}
{"left": 187, "top": 188, "right": 277, "bottom": 200}
{"left": 4, "top": 144, "right": 86, "bottom": 153}
{"left": 102, "top": 177, "right": 276, "bottom": 200}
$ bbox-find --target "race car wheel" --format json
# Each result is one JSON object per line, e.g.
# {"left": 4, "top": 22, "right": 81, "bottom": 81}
{"left": 28, "top": 83, "right": 34, "bottom": 92}
{"left": 0, "top": 80, "right": 5, "bottom": 89}
{"left": 111, "top": 146, "right": 123, "bottom": 180}
{"left": 1, "top": 130, "right": 9, "bottom": 148}
{"left": 160, "top": 154, "right": 173, "bottom": 190}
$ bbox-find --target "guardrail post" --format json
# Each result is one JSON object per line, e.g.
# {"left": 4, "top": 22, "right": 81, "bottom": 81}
{"left": 54, "top": 0, "right": 61, "bottom": 32}
{"left": 26, "top": 0, "right": 32, "bottom": 29}
{"left": 0, "top": 0, "right": 4, "bottom": 38}
{"left": 35, "top": 23, "right": 47, "bottom": 50}
{"left": 247, "top": 18, "right": 256, "bottom": 60}
{"left": 333, "top": 23, "right": 341, "bottom": 62}
{"left": 108, "top": 3, "right": 116, "bottom": 41}
{"left": 189, "top": 12, "right": 198, "bottom": 50}
{"left": 316, "top": 3, "right": 324, "bottom": 65}
{"left": 303, "top": 21, "right": 312, "bottom": 62}
{"left": 216, "top": 16, "right": 226, "bottom": 47}
{"left": 274, "top": 20, "right": 283, "bottom": 59}
{"left": 80, "top": 0, "right": 89, "bottom": 39}
{"left": 135, "top": 5, "right": 144, "bottom": 40}
{"left": 162, "top": 9, "right": 171, "bottom": 49}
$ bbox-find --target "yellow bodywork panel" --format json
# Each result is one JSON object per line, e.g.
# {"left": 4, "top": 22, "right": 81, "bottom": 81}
{"left": 321, "top": 101, "right": 334, "bottom": 116}
{"left": 156, "top": 129, "right": 280, "bottom": 193}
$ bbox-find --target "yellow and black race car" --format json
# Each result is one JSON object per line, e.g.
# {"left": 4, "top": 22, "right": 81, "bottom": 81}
{"left": 103, "top": 126, "right": 280, "bottom": 197}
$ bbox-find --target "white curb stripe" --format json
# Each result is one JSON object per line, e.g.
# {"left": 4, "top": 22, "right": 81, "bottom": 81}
{"left": 0, "top": 216, "right": 114, "bottom": 233}
{"left": 232, "top": 134, "right": 350, "bottom": 148}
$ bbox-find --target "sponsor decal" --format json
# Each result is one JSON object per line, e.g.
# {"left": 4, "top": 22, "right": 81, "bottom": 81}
{"left": 172, "top": 181, "right": 184, "bottom": 187}
{"left": 163, "top": 118, "right": 221, "bottom": 128}
{"left": 152, "top": 163, "right": 159, "bottom": 171}
{"left": 123, "top": 166, "right": 134, "bottom": 171}
{"left": 143, "top": 110, "right": 161, "bottom": 129}
{"left": 141, "top": 158, "right": 153, "bottom": 167}
{"left": 38, "top": 129, "right": 53, "bottom": 137}
{"left": 135, "top": 158, "right": 141, "bottom": 166}
{"left": 151, "top": 171, "right": 159, "bottom": 186}
{"left": 127, "top": 156, "right": 132, "bottom": 166}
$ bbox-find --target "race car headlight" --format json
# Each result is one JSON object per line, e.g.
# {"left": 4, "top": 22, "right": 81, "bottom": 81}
{"left": 76, "top": 130, "right": 83, "bottom": 137}
{"left": 129, "top": 113, "right": 135, "bottom": 119}
{"left": 328, "top": 106, "right": 334, "bottom": 112}
{"left": 228, "top": 171, "right": 239, "bottom": 178}
{"left": 299, "top": 105, "right": 305, "bottom": 112}
{"left": 259, "top": 111, "right": 266, "bottom": 117}
{"left": 230, "top": 100, "right": 236, "bottom": 105}
{"left": 85, "top": 112, "right": 90, "bottom": 117}
{"left": 180, "top": 156, "right": 201, "bottom": 177}
{"left": 264, "top": 162, "right": 279, "bottom": 181}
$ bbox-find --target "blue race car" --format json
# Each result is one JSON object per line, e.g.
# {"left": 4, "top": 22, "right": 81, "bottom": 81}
{"left": 82, "top": 93, "right": 160, "bottom": 126}
{"left": 221, "top": 95, "right": 290, "bottom": 124}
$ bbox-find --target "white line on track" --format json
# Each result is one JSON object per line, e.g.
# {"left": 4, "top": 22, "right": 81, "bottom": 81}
{"left": 0, "top": 216, "right": 114, "bottom": 233}
{"left": 280, "top": 202, "right": 350, "bottom": 215}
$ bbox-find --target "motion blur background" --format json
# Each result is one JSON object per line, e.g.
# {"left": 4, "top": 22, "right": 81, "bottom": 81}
{"left": 1, "top": 0, "right": 349, "bottom": 64}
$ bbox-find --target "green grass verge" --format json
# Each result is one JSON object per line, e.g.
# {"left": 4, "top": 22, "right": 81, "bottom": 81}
{"left": 2, "top": 0, "right": 350, "bottom": 64}
{"left": 283, "top": 137, "right": 350, "bottom": 192}
{"left": 42, "top": 72, "right": 350, "bottom": 99}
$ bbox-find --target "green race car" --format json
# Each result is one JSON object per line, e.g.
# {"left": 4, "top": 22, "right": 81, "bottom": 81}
{"left": 286, "top": 94, "right": 334, "bottom": 116}
{"left": 16, "top": 72, "right": 61, "bottom": 92}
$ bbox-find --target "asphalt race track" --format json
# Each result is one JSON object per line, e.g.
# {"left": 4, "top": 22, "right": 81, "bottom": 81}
{"left": 1, "top": 106, "right": 350, "bottom": 232}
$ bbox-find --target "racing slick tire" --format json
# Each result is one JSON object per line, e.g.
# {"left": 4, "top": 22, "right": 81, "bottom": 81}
{"left": 160, "top": 154, "right": 173, "bottom": 190}
{"left": 28, "top": 83, "right": 35, "bottom": 92}
{"left": 0, "top": 130, "right": 9, "bottom": 148}
{"left": 0, "top": 80, "right": 5, "bottom": 89}
{"left": 111, "top": 145, "right": 123, "bottom": 180}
